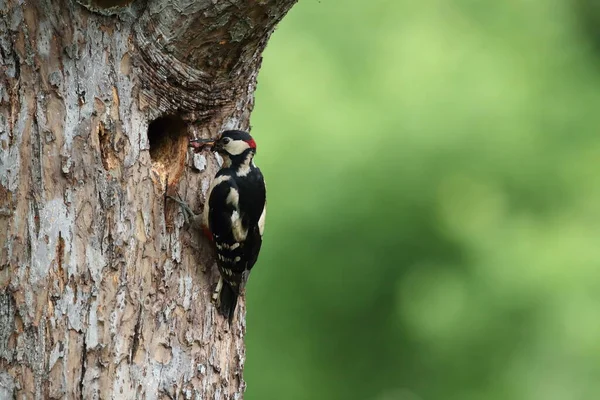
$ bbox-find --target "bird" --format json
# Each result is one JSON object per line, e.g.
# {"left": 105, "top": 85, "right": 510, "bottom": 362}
{"left": 170, "top": 130, "right": 266, "bottom": 325}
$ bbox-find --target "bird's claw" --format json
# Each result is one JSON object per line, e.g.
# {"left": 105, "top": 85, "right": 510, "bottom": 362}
{"left": 167, "top": 194, "right": 195, "bottom": 225}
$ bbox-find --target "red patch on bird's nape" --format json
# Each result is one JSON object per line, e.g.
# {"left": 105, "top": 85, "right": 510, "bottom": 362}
{"left": 245, "top": 138, "right": 257, "bottom": 149}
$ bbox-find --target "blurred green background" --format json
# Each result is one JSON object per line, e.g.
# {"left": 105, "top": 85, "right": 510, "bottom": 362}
{"left": 245, "top": 1, "right": 600, "bottom": 399}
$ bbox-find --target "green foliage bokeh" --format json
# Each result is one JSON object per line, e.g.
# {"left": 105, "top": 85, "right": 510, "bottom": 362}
{"left": 245, "top": 1, "right": 600, "bottom": 399}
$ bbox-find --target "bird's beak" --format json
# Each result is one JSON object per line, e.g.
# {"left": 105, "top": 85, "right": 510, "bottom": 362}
{"left": 189, "top": 138, "right": 215, "bottom": 153}
{"left": 211, "top": 140, "right": 223, "bottom": 152}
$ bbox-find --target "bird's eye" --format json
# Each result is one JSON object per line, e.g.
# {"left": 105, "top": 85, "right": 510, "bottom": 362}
{"left": 222, "top": 137, "right": 231, "bottom": 145}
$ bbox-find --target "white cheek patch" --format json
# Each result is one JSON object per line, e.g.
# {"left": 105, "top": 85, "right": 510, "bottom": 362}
{"left": 226, "top": 140, "right": 250, "bottom": 156}
{"left": 258, "top": 204, "right": 266, "bottom": 236}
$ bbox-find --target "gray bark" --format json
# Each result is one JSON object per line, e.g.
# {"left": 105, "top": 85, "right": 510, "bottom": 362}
{"left": 0, "top": 0, "right": 296, "bottom": 398}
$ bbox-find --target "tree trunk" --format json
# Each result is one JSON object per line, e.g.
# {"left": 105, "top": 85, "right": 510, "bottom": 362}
{"left": 0, "top": 0, "right": 296, "bottom": 398}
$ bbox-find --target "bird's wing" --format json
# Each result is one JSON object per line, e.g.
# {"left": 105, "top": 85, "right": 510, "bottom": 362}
{"left": 208, "top": 172, "right": 240, "bottom": 248}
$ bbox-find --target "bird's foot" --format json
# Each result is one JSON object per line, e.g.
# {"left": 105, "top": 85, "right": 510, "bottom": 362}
{"left": 167, "top": 194, "right": 196, "bottom": 225}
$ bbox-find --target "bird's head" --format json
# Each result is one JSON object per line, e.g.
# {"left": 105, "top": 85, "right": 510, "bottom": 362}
{"left": 190, "top": 130, "right": 257, "bottom": 156}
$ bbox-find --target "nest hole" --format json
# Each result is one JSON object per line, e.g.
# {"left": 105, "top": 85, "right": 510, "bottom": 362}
{"left": 148, "top": 115, "right": 188, "bottom": 189}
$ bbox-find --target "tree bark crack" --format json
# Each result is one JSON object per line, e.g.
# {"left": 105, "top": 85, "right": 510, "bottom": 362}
{"left": 129, "top": 304, "right": 142, "bottom": 363}
{"left": 78, "top": 334, "right": 86, "bottom": 400}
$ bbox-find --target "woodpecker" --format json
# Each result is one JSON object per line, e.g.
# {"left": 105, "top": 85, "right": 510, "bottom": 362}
{"left": 171, "top": 130, "right": 266, "bottom": 324}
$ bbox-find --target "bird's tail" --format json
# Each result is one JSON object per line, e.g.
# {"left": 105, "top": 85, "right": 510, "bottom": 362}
{"left": 218, "top": 281, "right": 239, "bottom": 325}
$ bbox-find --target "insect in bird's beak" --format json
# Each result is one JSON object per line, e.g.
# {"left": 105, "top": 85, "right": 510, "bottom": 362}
{"left": 189, "top": 138, "right": 215, "bottom": 153}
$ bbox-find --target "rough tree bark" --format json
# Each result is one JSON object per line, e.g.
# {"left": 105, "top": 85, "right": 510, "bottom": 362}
{"left": 0, "top": 0, "right": 296, "bottom": 398}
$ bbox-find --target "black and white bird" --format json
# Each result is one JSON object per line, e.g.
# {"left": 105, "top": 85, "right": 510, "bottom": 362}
{"left": 171, "top": 130, "right": 266, "bottom": 324}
